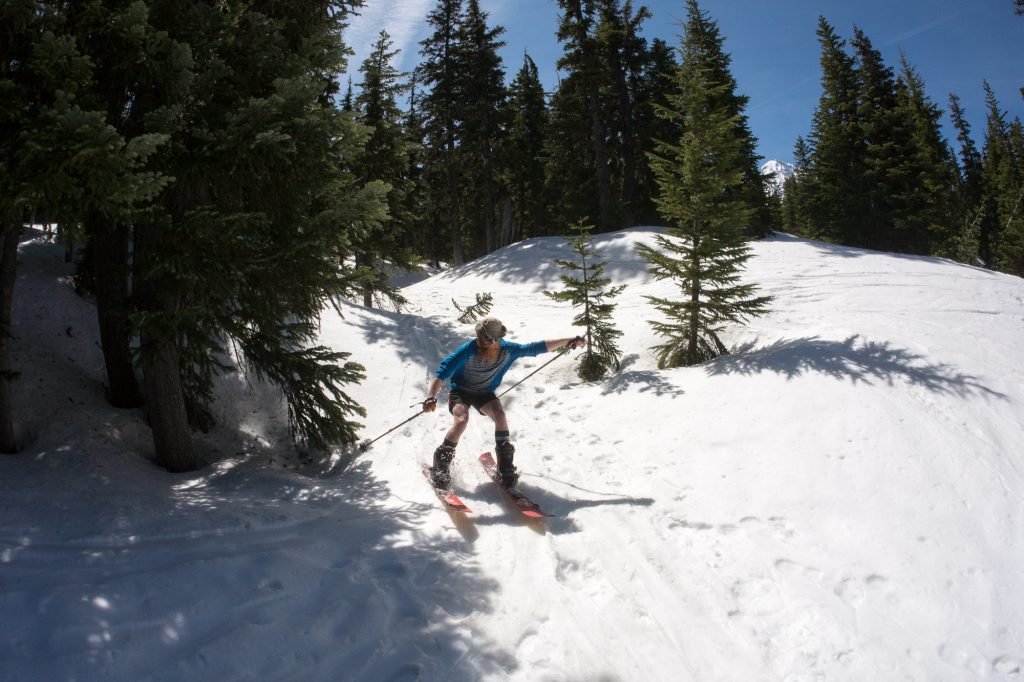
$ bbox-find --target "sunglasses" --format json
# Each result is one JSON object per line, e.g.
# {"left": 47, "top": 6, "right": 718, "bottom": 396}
{"left": 478, "top": 332, "right": 500, "bottom": 343}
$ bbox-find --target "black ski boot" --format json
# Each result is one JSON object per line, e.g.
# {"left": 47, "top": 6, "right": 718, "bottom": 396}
{"left": 496, "top": 441, "right": 519, "bottom": 488}
{"left": 430, "top": 445, "right": 455, "bottom": 489}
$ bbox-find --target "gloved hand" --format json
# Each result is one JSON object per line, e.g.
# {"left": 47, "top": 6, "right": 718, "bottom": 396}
{"left": 422, "top": 397, "right": 437, "bottom": 412}
{"left": 570, "top": 335, "right": 586, "bottom": 350}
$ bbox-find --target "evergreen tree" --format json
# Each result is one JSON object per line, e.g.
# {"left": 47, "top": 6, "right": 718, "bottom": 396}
{"left": 458, "top": 0, "right": 508, "bottom": 256}
{"left": 127, "top": 0, "right": 383, "bottom": 470}
{"left": 556, "top": 0, "right": 614, "bottom": 230}
{"left": 636, "top": 0, "right": 771, "bottom": 368}
{"left": 674, "top": 0, "right": 768, "bottom": 237}
{"left": 597, "top": 0, "right": 651, "bottom": 226}
{"left": 503, "top": 54, "right": 548, "bottom": 241}
{"left": 544, "top": 69, "right": 596, "bottom": 230}
{"left": 64, "top": 0, "right": 191, "bottom": 411}
{"left": 851, "top": 27, "right": 905, "bottom": 251}
{"left": 803, "top": 17, "right": 866, "bottom": 246}
{"left": 633, "top": 37, "right": 680, "bottom": 225}
{"left": 1000, "top": 116, "right": 1024, "bottom": 275}
{"left": 981, "top": 83, "right": 1024, "bottom": 276}
{"left": 949, "top": 93, "right": 985, "bottom": 263}
{"left": 402, "top": 73, "right": 432, "bottom": 263}
{"left": 981, "top": 82, "right": 1020, "bottom": 273}
{"left": 544, "top": 220, "right": 626, "bottom": 380}
{"left": 418, "top": 0, "right": 469, "bottom": 264}
{"left": 1, "top": 1, "right": 168, "bottom": 451}
{"left": 782, "top": 136, "right": 812, "bottom": 234}
{"left": 893, "top": 56, "right": 959, "bottom": 257}
{"left": 353, "top": 29, "right": 415, "bottom": 309}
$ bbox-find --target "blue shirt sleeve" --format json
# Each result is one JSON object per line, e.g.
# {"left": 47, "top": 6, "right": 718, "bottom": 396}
{"left": 435, "top": 340, "right": 475, "bottom": 380}
{"left": 503, "top": 340, "right": 548, "bottom": 360}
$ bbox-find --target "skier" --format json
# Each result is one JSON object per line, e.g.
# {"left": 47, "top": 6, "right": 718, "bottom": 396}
{"left": 422, "top": 316, "right": 584, "bottom": 489}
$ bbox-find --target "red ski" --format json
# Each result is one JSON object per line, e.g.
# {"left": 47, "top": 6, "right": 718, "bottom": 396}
{"left": 422, "top": 464, "right": 471, "bottom": 513}
{"left": 479, "top": 452, "right": 551, "bottom": 519}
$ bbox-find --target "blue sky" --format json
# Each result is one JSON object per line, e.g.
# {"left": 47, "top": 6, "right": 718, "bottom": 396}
{"left": 343, "top": 0, "right": 1023, "bottom": 164}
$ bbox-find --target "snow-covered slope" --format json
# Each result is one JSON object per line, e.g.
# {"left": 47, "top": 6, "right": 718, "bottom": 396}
{"left": 2, "top": 227, "right": 1023, "bottom": 681}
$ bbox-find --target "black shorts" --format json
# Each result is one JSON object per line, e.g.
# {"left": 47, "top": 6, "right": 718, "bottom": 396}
{"left": 448, "top": 389, "right": 498, "bottom": 414}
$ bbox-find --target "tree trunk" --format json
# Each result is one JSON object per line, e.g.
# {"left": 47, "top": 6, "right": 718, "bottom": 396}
{"left": 483, "top": 145, "right": 496, "bottom": 253}
{"left": 447, "top": 152, "right": 464, "bottom": 266}
{"left": 0, "top": 225, "right": 22, "bottom": 453}
{"left": 144, "top": 331, "right": 196, "bottom": 472}
{"left": 134, "top": 225, "right": 196, "bottom": 472}
{"left": 613, "top": 51, "right": 636, "bottom": 225}
{"left": 499, "top": 194, "right": 515, "bottom": 247}
{"left": 90, "top": 216, "right": 143, "bottom": 407}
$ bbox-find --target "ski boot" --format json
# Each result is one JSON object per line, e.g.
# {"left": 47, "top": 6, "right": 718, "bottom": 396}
{"left": 429, "top": 445, "right": 456, "bottom": 489}
{"left": 495, "top": 441, "right": 519, "bottom": 488}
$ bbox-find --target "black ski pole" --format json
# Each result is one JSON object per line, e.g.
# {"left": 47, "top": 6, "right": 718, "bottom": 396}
{"left": 497, "top": 343, "right": 576, "bottom": 399}
{"left": 359, "top": 408, "right": 426, "bottom": 452}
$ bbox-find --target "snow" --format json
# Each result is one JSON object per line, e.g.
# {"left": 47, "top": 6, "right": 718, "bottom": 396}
{"left": 3, "top": 225, "right": 1024, "bottom": 681}
{"left": 762, "top": 159, "right": 795, "bottom": 196}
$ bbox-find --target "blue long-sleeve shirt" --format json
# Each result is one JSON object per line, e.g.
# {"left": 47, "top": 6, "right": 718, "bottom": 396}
{"left": 435, "top": 339, "right": 548, "bottom": 394}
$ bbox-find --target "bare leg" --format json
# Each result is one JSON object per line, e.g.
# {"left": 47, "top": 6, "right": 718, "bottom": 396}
{"left": 478, "top": 399, "right": 508, "bottom": 432}
{"left": 445, "top": 403, "right": 470, "bottom": 443}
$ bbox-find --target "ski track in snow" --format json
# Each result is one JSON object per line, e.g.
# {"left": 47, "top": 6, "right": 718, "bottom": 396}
{"left": 2, "top": 227, "right": 1024, "bottom": 681}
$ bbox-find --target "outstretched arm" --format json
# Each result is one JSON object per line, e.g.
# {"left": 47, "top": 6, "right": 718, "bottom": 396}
{"left": 545, "top": 336, "right": 586, "bottom": 352}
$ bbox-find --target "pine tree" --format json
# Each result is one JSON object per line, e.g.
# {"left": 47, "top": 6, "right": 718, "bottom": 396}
{"left": 597, "top": 0, "right": 651, "bottom": 226}
{"left": 998, "top": 117, "right": 1024, "bottom": 275}
{"left": 851, "top": 27, "right": 905, "bottom": 251}
{"left": 544, "top": 220, "right": 626, "bottom": 380}
{"left": 636, "top": 0, "right": 771, "bottom": 368}
{"left": 948, "top": 93, "right": 985, "bottom": 263}
{"left": 1, "top": 1, "right": 168, "bottom": 451}
{"left": 458, "top": 0, "right": 508, "bottom": 256}
{"left": 782, "top": 136, "right": 812, "bottom": 235}
{"left": 893, "top": 56, "right": 959, "bottom": 257}
{"left": 418, "top": 0, "right": 469, "bottom": 265}
{"left": 803, "top": 17, "right": 866, "bottom": 246}
{"left": 557, "top": 0, "right": 614, "bottom": 230}
{"left": 126, "top": 1, "right": 383, "bottom": 470}
{"left": 353, "top": 29, "right": 415, "bottom": 310}
{"left": 504, "top": 54, "right": 548, "bottom": 241}
{"left": 981, "top": 82, "right": 1021, "bottom": 273}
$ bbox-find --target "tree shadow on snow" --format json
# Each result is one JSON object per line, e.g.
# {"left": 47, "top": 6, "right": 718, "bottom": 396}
{"left": 346, "top": 302, "right": 466, "bottom": 371}
{"left": 0, "top": 456, "right": 519, "bottom": 682}
{"left": 708, "top": 335, "right": 1005, "bottom": 399}
{"left": 600, "top": 354, "right": 686, "bottom": 397}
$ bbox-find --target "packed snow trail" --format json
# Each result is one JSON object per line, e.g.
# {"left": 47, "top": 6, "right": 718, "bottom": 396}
{"left": 2, "top": 228, "right": 1023, "bottom": 681}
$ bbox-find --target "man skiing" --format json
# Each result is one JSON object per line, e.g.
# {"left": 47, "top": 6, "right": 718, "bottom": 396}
{"left": 422, "top": 316, "right": 584, "bottom": 489}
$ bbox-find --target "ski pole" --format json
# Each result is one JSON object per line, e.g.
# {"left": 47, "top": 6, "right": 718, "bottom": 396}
{"left": 359, "top": 408, "right": 426, "bottom": 452}
{"left": 497, "top": 344, "right": 575, "bottom": 399}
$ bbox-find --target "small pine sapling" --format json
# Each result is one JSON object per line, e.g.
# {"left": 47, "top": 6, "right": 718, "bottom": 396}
{"left": 452, "top": 292, "right": 494, "bottom": 323}
{"left": 544, "top": 220, "right": 626, "bottom": 380}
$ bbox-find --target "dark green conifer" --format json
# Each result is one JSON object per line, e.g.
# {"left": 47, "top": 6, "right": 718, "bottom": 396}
{"left": 353, "top": 29, "right": 416, "bottom": 310}
{"left": 504, "top": 54, "right": 548, "bottom": 241}
{"left": 803, "top": 18, "right": 866, "bottom": 246}
{"left": 544, "top": 220, "right": 626, "bottom": 380}
{"left": 636, "top": 0, "right": 771, "bottom": 368}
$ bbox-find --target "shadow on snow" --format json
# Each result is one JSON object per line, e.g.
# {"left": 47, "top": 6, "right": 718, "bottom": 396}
{"left": 708, "top": 335, "right": 1005, "bottom": 399}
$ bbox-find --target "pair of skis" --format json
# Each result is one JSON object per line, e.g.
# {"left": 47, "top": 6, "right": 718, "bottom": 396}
{"left": 422, "top": 452, "right": 550, "bottom": 519}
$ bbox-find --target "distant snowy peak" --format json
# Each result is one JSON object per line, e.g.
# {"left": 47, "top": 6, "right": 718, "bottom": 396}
{"left": 761, "top": 159, "right": 795, "bottom": 196}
